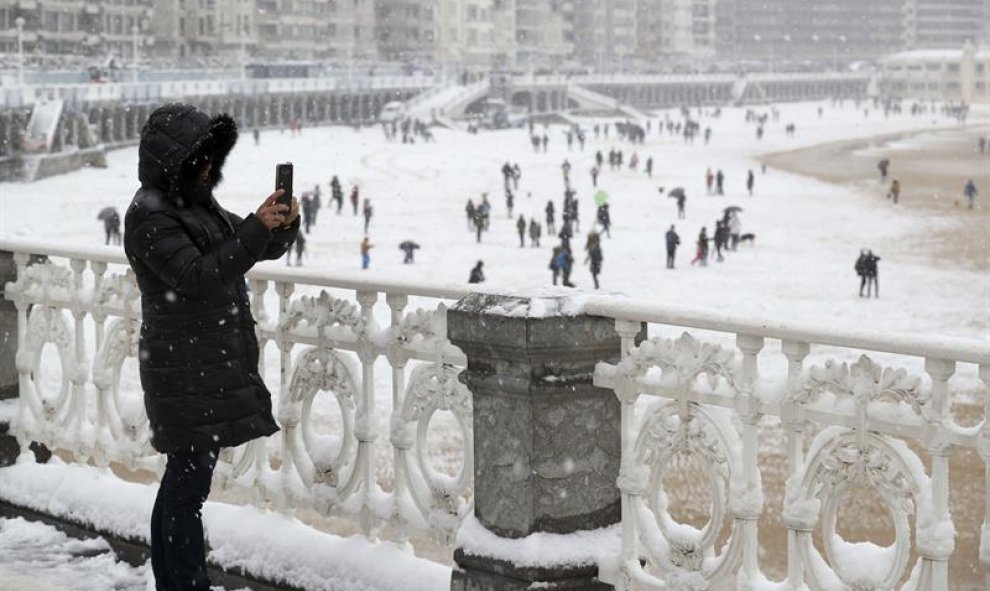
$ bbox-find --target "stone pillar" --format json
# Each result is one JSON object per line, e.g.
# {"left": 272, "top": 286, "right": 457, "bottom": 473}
{"left": 447, "top": 293, "right": 628, "bottom": 591}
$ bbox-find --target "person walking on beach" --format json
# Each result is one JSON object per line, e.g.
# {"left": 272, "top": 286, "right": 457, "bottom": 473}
{"left": 362, "top": 198, "right": 373, "bottom": 233}
{"left": 855, "top": 248, "right": 881, "bottom": 297}
{"left": 585, "top": 234, "right": 603, "bottom": 289}
{"left": 964, "top": 178, "right": 978, "bottom": 209}
{"left": 716, "top": 170, "right": 725, "bottom": 196}
{"left": 125, "top": 104, "right": 299, "bottom": 591}
{"left": 469, "top": 260, "right": 485, "bottom": 284}
{"left": 665, "top": 225, "right": 680, "bottom": 269}
{"left": 465, "top": 199, "right": 476, "bottom": 231}
{"left": 878, "top": 159, "right": 890, "bottom": 183}
{"left": 546, "top": 200, "right": 556, "bottom": 234}
{"left": 691, "top": 227, "right": 710, "bottom": 266}
{"left": 888, "top": 179, "right": 901, "bottom": 204}
{"left": 529, "top": 218, "right": 542, "bottom": 247}
{"left": 516, "top": 214, "right": 526, "bottom": 247}
{"left": 361, "top": 236, "right": 373, "bottom": 269}
{"left": 705, "top": 168, "right": 714, "bottom": 195}
{"left": 286, "top": 231, "right": 305, "bottom": 266}
{"left": 556, "top": 245, "right": 576, "bottom": 287}
{"left": 350, "top": 185, "right": 360, "bottom": 216}
{"left": 746, "top": 169, "right": 755, "bottom": 196}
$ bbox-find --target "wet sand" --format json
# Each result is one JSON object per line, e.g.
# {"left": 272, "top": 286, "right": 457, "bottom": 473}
{"left": 763, "top": 126, "right": 990, "bottom": 274}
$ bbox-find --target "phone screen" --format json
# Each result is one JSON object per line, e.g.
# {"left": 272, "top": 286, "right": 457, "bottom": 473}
{"left": 275, "top": 163, "right": 293, "bottom": 207}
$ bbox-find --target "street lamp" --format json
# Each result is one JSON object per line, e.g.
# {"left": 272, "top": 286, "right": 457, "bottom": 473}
{"left": 131, "top": 25, "right": 140, "bottom": 83}
{"left": 15, "top": 17, "right": 25, "bottom": 87}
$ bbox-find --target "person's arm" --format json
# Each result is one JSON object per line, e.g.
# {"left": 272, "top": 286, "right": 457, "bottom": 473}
{"left": 128, "top": 210, "right": 271, "bottom": 299}
{"left": 226, "top": 209, "right": 300, "bottom": 261}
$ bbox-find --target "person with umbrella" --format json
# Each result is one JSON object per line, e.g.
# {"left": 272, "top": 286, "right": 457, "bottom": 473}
{"left": 399, "top": 240, "right": 420, "bottom": 264}
{"left": 97, "top": 206, "right": 121, "bottom": 245}
{"left": 668, "top": 187, "right": 687, "bottom": 219}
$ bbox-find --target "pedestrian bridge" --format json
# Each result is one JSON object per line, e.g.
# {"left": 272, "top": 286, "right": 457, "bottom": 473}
{"left": 0, "top": 239, "right": 985, "bottom": 590}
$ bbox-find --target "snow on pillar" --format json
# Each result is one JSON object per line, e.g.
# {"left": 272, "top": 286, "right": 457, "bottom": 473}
{"left": 447, "top": 293, "right": 627, "bottom": 590}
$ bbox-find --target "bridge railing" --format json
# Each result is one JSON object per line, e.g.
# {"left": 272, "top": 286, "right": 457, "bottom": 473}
{"left": 0, "top": 239, "right": 474, "bottom": 549}
{"left": 2, "top": 239, "right": 987, "bottom": 590}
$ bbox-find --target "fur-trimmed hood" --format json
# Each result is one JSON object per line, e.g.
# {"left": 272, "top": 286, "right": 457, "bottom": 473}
{"left": 138, "top": 103, "right": 238, "bottom": 204}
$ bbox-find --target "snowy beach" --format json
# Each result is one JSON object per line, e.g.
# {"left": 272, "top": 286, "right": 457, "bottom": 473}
{"left": 1, "top": 99, "right": 988, "bottom": 590}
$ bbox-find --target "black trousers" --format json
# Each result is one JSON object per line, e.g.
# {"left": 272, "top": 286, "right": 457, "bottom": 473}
{"left": 151, "top": 449, "right": 219, "bottom": 591}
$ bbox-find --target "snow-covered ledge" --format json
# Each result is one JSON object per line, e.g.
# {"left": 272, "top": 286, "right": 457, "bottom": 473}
{"left": 447, "top": 293, "right": 634, "bottom": 590}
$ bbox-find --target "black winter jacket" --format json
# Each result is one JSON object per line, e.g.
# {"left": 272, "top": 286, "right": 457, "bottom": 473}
{"left": 124, "top": 104, "right": 298, "bottom": 453}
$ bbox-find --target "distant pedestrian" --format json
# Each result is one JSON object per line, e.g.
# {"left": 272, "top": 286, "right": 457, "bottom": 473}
{"left": 542, "top": 134, "right": 549, "bottom": 152}
{"left": 529, "top": 218, "right": 542, "bottom": 247}
{"left": 590, "top": 165, "right": 599, "bottom": 187}
{"left": 645, "top": 157, "right": 653, "bottom": 178}
{"left": 286, "top": 232, "right": 306, "bottom": 266}
{"left": 691, "top": 227, "right": 709, "bottom": 266}
{"left": 888, "top": 179, "right": 900, "bottom": 204}
{"left": 705, "top": 168, "right": 714, "bottom": 195}
{"left": 746, "top": 169, "right": 754, "bottom": 196}
{"left": 878, "top": 159, "right": 890, "bottom": 183}
{"left": 465, "top": 199, "right": 476, "bottom": 231}
{"left": 252, "top": 128, "right": 260, "bottom": 146}
{"left": 399, "top": 240, "right": 420, "bottom": 264}
{"left": 468, "top": 260, "right": 485, "bottom": 284}
{"left": 351, "top": 185, "right": 360, "bottom": 215}
{"left": 713, "top": 221, "right": 727, "bottom": 262}
{"left": 855, "top": 248, "right": 880, "bottom": 297}
{"left": 100, "top": 207, "right": 121, "bottom": 245}
{"left": 512, "top": 163, "right": 522, "bottom": 189}
{"left": 555, "top": 245, "right": 575, "bottom": 287}
{"left": 979, "top": 137, "right": 986, "bottom": 155}
{"left": 964, "top": 178, "right": 978, "bottom": 209}
{"left": 728, "top": 212, "right": 741, "bottom": 251}
{"left": 586, "top": 235, "right": 603, "bottom": 289}
{"left": 363, "top": 199, "right": 373, "bottom": 233}
{"left": 546, "top": 200, "right": 556, "bottom": 234}
{"left": 665, "top": 225, "right": 679, "bottom": 269}
{"left": 716, "top": 170, "right": 725, "bottom": 195}
{"left": 361, "top": 237, "right": 373, "bottom": 269}
{"left": 506, "top": 188, "right": 515, "bottom": 218}
{"left": 301, "top": 194, "right": 314, "bottom": 233}
{"left": 516, "top": 214, "right": 526, "bottom": 247}
{"left": 596, "top": 203, "right": 611, "bottom": 237}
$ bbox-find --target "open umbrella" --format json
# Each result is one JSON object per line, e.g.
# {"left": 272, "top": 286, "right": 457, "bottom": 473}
{"left": 97, "top": 206, "right": 117, "bottom": 221}
{"left": 723, "top": 206, "right": 743, "bottom": 215}
{"left": 667, "top": 187, "right": 686, "bottom": 199}
{"left": 399, "top": 241, "right": 420, "bottom": 251}
{"left": 593, "top": 190, "right": 610, "bottom": 206}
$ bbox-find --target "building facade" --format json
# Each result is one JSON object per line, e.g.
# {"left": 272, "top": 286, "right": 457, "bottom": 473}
{"left": 0, "top": 0, "right": 156, "bottom": 59}
{"left": 375, "top": 0, "right": 434, "bottom": 63}
{"left": 879, "top": 44, "right": 990, "bottom": 103}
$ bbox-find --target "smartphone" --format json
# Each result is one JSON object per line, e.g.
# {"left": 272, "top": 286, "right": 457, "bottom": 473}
{"left": 275, "top": 162, "right": 293, "bottom": 207}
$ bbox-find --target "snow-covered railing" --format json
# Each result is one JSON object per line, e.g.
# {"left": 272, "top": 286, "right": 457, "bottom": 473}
{"left": 0, "top": 239, "right": 475, "bottom": 549}
{"left": 586, "top": 297, "right": 989, "bottom": 591}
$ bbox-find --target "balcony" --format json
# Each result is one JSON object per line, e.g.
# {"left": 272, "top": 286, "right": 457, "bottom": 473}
{"left": 0, "top": 236, "right": 986, "bottom": 591}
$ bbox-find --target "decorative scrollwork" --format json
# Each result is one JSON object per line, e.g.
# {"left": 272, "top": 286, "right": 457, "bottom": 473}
{"left": 796, "top": 355, "right": 927, "bottom": 419}
{"left": 393, "top": 362, "right": 473, "bottom": 545}
{"left": 92, "top": 317, "right": 151, "bottom": 464}
{"left": 784, "top": 427, "right": 932, "bottom": 591}
{"left": 15, "top": 304, "right": 79, "bottom": 448}
{"left": 613, "top": 333, "right": 738, "bottom": 403}
{"left": 280, "top": 290, "right": 365, "bottom": 335}
{"left": 389, "top": 304, "right": 447, "bottom": 348}
{"left": 279, "top": 346, "right": 360, "bottom": 505}
{"left": 630, "top": 400, "right": 748, "bottom": 585}
{"left": 5, "top": 261, "right": 73, "bottom": 309}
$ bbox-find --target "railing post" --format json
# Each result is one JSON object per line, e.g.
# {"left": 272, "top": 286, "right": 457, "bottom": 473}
{"left": 447, "top": 293, "right": 626, "bottom": 590}
{"left": 0, "top": 250, "right": 18, "bottom": 466}
{"left": 978, "top": 363, "right": 990, "bottom": 591}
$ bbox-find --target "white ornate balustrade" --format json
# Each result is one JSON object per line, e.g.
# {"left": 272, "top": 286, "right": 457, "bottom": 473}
{"left": 1, "top": 239, "right": 474, "bottom": 548}
{"left": 2, "top": 239, "right": 988, "bottom": 591}
{"left": 587, "top": 300, "right": 989, "bottom": 591}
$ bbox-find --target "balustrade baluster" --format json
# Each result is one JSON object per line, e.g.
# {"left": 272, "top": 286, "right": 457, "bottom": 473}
{"left": 781, "top": 340, "right": 809, "bottom": 587}
{"left": 68, "top": 258, "right": 89, "bottom": 455}
{"left": 614, "top": 318, "right": 642, "bottom": 587}
{"left": 385, "top": 293, "right": 410, "bottom": 543}
{"left": 355, "top": 290, "right": 379, "bottom": 536}
{"left": 735, "top": 334, "right": 764, "bottom": 583}
{"left": 90, "top": 261, "right": 107, "bottom": 351}
{"left": 10, "top": 252, "right": 29, "bottom": 461}
{"left": 249, "top": 278, "right": 270, "bottom": 380}
{"left": 274, "top": 281, "right": 295, "bottom": 507}
{"left": 924, "top": 357, "right": 956, "bottom": 589}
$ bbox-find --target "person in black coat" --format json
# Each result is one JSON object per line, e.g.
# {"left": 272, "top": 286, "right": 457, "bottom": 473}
{"left": 665, "top": 225, "right": 680, "bottom": 269}
{"left": 124, "top": 104, "right": 299, "bottom": 591}
{"left": 855, "top": 248, "right": 881, "bottom": 297}
{"left": 469, "top": 260, "right": 485, "bottom": 283}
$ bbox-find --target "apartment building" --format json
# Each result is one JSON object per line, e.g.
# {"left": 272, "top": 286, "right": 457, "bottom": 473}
{"left": 435, "top": 0, "right": 495, "bottom": 67}
{"left": 0, "top": 0, "right": 155, "bottom": 58}
{"left": 376, "top": 0, "right": 435, "bottom": 62}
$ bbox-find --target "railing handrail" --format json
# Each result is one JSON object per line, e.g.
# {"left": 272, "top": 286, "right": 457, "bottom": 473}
{"left": 0, "top": 238, "right": 471, "bottom": 301}
{"left": 584, "top": 295, "right": 988, "bottom": 365}
{"left": 3, "top": 238, "right": 984, "bottom": 365}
